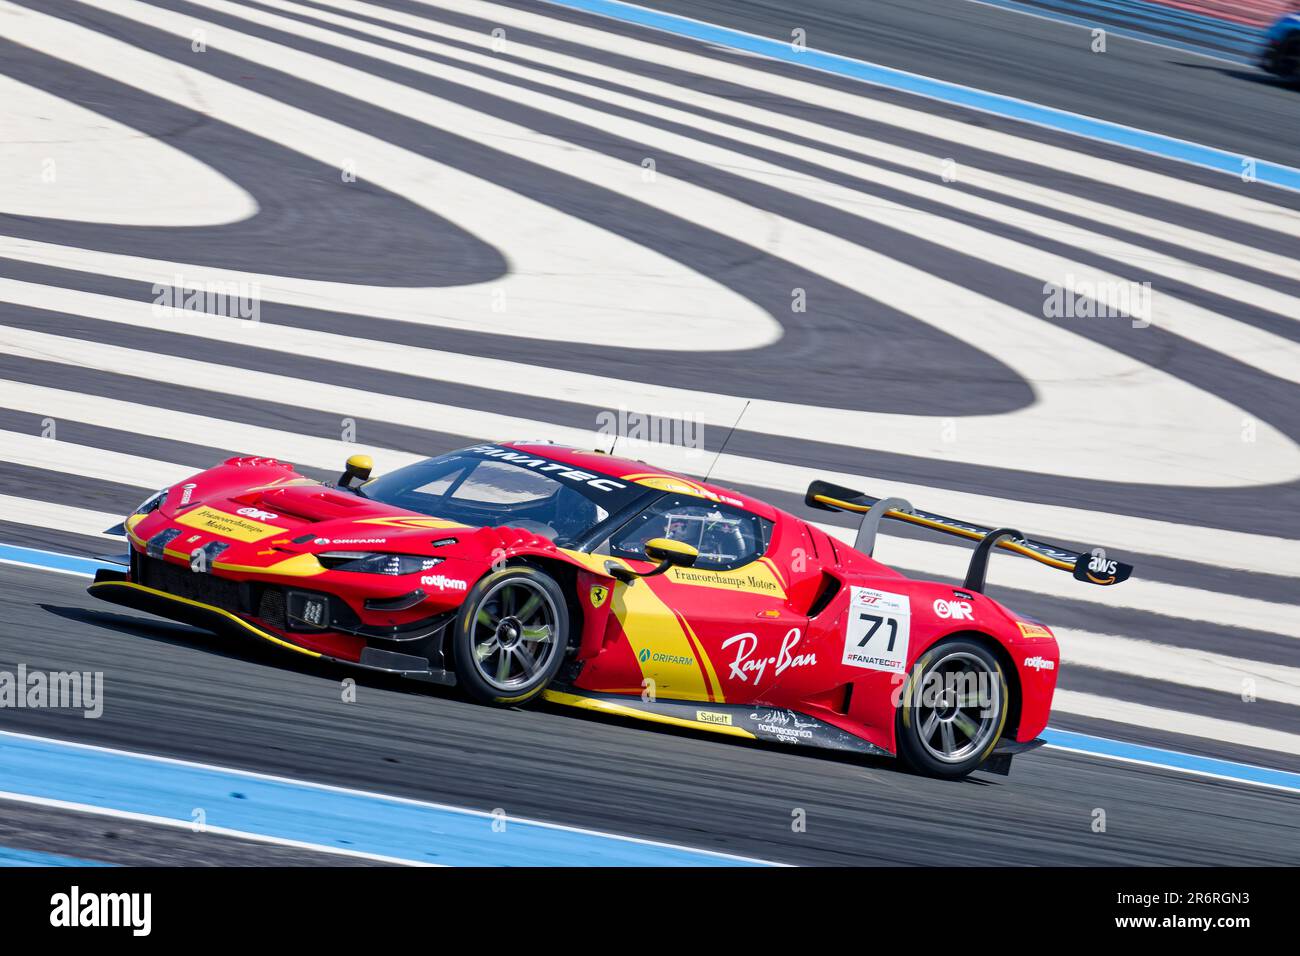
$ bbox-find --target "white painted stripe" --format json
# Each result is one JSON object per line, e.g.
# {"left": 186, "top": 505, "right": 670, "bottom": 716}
{"left": 1040, "top": 742, "right": 1300, "bottom": 794}
{"left": 4, "top": 429, "right": 197, "bottom": 488}
{"left": 448, "top": 0, "right": 1300, "bottom": 237}
{"left": 2, "top": 323, "right": 1297, "bottom": 580}
{"left": 7, "top": 1, "right": 1298, "bottom": 489}
{"left": 0, "top": 495, "right": 125, "bottom": 540}
{"left": 246, "top": 0, "right": 1300, "bottom": 379}
{"left": 1054, "top": 627, "right": 1300, "bottom": 705}
{"left": 0, "top": 74, "right": 255, "bottom": 226}
{"left": 0, "top": 378, "right": 424, "bottom": 476}
{"left": 0, "top": 559, "right": 97, "bottom": 578}
{"left": 0, "top": 790, "right": 434, "bottom": 866}
{"left": 0, "top": 0, "right": 773, "bottom": 353}
{"left": 307, "top": 0, "right": 1300, "bottom": 280}
{"left": 1051, "top": 690, "right": 1300, "bottom": 756}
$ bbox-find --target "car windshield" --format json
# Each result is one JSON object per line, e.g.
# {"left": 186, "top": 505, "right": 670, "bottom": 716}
{"left": 357, "top": 447, "right": 641, "bottom": 546}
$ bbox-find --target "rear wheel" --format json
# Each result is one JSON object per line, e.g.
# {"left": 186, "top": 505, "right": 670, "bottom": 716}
{"left": 895, "top": 638, "right": 1008, "bottom": 779}
{"left": 452, "top": 566, "right": 569, "bottom": 706}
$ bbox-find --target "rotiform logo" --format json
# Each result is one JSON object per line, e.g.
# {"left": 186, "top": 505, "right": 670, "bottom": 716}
{"left": 50, "top": 886, "right": 151, "bottom": 936}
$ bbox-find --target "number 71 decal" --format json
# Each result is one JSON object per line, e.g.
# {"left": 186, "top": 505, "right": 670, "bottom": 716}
{"left": 843, "top": 587, "right": 911, "bottom": 673}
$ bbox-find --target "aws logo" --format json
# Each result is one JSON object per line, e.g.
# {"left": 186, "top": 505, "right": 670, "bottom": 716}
{"left": 1072, "top": 549, "right": 1130, "bottom": 586}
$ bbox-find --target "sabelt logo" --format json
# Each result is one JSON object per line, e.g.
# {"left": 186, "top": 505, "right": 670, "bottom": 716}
{"left": 695, "top": 710, "right": 733, "bottom": 726}
{"left": 1023, "top": 655, "right": 1056, "bottom": 672}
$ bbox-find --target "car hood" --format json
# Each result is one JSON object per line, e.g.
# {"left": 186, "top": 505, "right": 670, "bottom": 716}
{"left": 134, "top": 459, "right": 568, "bottom": 574}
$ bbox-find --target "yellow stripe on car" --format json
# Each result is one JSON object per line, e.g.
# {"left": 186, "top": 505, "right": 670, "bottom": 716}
{"left": 87, "top": 580, "right": 321, "bottom": 658}
{"left": 543, "top": 690, "right": 754, "bottom": 738}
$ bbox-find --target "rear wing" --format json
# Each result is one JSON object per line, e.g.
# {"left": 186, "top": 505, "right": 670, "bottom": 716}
{"left": 805, "top": 480, "right": 1133, "bottom": 593}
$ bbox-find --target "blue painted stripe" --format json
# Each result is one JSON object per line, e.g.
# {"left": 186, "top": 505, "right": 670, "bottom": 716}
{"left": 543, "top": 0, "right": 1300, "bottom": 190}
{"left": 1019, "top": 0, "right": 1265, "bottom": 40}
{"left": 970, "top": 0, "right": 1261, "bottom": 57}
{"left": 0, "top": 543, "right": 115, "bottom": 577}
{"left": 1043, "top": 728, "right": 1300, "bottom": 790}
{"left": 0, "top": 732, "right": 768, "bottom": 866}
{"left": 0, "top": 846, "right": 113, "bottom": 867}
{"left": 971, "top": 0, "right": 1259, "bottom": 61}
{"left": 969, "top": 0, "right": 1260, "bottom": 63}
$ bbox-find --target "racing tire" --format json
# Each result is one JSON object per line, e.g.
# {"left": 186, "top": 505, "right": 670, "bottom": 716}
{"left": 895, "top": 638, "right": 1008, "bottom": 779}
{"left": 452, "top": 565, "right": 571, "bottom": 706}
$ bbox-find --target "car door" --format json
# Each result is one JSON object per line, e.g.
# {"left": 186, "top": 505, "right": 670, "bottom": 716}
{"left": 592, "top": 495, "right": 812, "bottom": 704}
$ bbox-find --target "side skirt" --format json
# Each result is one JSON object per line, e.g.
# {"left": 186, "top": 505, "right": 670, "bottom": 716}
{"left": 543, "top": 687, "right": 891, "bottom": 757}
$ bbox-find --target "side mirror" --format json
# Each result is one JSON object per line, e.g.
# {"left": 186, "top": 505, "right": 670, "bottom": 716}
{"left": 643, "top": 537, "right": 699, "bottom": 568}
{"left": 607, "top": 537, "right": 699, "bottom": 584}
{"left": 339, "top": 454, "right": 373, "bottom": 491}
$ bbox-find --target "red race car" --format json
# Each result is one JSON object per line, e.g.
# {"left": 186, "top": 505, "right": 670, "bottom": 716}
{"left": 91, "top": 442, "right": 1132, "bottom": 779}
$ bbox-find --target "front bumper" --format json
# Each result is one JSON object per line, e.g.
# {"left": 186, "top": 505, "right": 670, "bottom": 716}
{"left": 89, "top": 567, "right": 456, "bottom": 685}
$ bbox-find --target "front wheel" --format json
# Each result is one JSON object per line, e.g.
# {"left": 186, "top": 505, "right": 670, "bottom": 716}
{"left": 895, "top": 638, "right": 1008, "bottom": 779}
{"left": 452, "top": 566, "right": 570, "bottom": 706}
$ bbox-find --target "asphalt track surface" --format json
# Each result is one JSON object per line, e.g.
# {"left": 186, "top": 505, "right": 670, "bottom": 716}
{"left": 634, "top": 0, "right": 1300, "bottom": 163}
{"left": 4, "top": 565, "right": 1296, "bottom": 866}
{"left": 0, "top": 0, "right": 1297, "bottom": 865}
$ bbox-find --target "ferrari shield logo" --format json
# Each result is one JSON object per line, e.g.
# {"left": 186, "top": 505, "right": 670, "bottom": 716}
{"left": 589, "top": 585, "right": 609, "bottom": 609}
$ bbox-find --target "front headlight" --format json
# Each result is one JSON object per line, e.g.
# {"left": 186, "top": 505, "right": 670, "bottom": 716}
{"left": 317, "top": 552, "right": 444, "bottom": 575}
{"left": 133, "top": 488, "right": 168, "bottom": 516}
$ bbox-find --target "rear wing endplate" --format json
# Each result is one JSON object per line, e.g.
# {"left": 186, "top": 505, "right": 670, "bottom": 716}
{"left": 805, "top": 480, "right": 1133, "bottom": 593}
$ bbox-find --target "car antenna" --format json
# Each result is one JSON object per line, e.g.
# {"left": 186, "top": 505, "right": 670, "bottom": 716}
{"left": 704, "top": 400, "right": 750, "bottom": 484}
